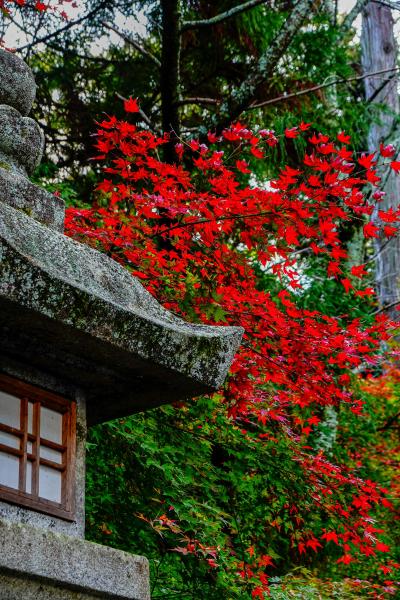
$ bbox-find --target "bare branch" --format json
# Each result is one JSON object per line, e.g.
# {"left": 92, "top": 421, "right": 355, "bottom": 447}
{"left": 341, "top": 0, "right": 370, "bottom": 32}
{"left": 247, "top": 65, "right": 400, "bottom": 110}
{"left": 175, "top": 97, "right": 220, "bottom": 106}
{"left": 181, "top": 0, "right": 269, "bottom": 31}
{"left": 372, "top": 0, "right": 400, "bottom": 10}
{"left": 160, "top": 0, "right": 182, "bottom": 159}
{"left": 101, "top": 21, "right": 161, "bottom": 68}
{"left": 47, "top": 42, "right": 116, "bottom": 63}
{"left": 16, "top": 0, "right": 109, "bottom": 52}
{"left": 367, "top": 71, "right": 397, "bottom": 103}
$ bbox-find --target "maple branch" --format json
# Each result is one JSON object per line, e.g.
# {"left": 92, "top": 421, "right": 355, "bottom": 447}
{"left": 154, "top": 175, "right": 367, "bottom": 238}
{"left": 155, "top": 210, "right": 274, "bottom": 237}
{"left": 247, "top": 66, "right": 400, "bottom": 109}
{"left": 371, "top": 299, "right": 400, "bottom": 315}
{"left": 262, "top": 247, "right": 312, "bottom": 272}
{"left": 16, "top": 0, "right": 109, "bottom": 52}
{"left": 101, "top": 21, "right": 161, "bottom": 68}
{"left": 180, "top": 0, "right": 269, "bottom": 31}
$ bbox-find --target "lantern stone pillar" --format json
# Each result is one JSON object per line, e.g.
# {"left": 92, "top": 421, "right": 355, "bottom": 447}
{"left": 0, "top": 50, "right": 242, "bottom": 600}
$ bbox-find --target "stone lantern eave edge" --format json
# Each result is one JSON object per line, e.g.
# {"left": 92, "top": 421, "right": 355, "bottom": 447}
{"left": 0, "top": 202, "right": 243, "bottom": 424}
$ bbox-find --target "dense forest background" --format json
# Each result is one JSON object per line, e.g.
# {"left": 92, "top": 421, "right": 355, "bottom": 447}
{"left": 3, "top": 1, "right": 400, "bottom": 597}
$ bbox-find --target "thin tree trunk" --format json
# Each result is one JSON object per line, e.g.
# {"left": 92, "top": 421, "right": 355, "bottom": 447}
{"left": 160, "top": 0, "right": 181, "bottom": 162}
{"left": 361, "top": 2, "right": 400, "bottom": 318}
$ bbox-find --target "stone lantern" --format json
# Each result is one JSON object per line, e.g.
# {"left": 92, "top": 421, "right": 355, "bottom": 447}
{"left": 0, "top": 50, "right": 242, "bottom": 600}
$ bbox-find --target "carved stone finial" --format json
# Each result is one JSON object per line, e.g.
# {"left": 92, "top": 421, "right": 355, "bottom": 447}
{"left": 0, "top": 105, "right": 44, "bottom": 177}
{"left": 0, "top": 50, "right": 37, "bottom": 115}
{"left": 0, "top": 51, "right": 44, "bottom": 177}
{"left": 0, "top": 49, "right": 64, "bottom": 231}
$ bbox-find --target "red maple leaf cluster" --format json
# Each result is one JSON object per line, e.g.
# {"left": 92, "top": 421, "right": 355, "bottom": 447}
{"left": 66, "top": 102, "right": 400, "bottom": 591}
{"left": 0, "top": 0, "right": 73, "bottom": 18}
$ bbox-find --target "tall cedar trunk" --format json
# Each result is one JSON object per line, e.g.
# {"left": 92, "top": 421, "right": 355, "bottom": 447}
{"left": 361, "top": 2, "right": 400, "bottom": 318}
{"left": 160, "top": 0, "right": 181, "bottom": 163}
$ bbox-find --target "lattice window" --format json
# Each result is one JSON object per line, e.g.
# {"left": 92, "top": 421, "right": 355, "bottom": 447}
{"left": 0, "top": 374, "right": 76, "bottom": 520}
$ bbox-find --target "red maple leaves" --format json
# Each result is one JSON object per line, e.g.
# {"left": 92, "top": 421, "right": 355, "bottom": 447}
{"left": 0, "top": 0, "right": 71, "bottom": 19}
{"left": 123, "top": 97, "right": 140, "bottom": 113}
{"left": 66, "top": 111, "right": 400, "bottom": 587}
{"left": 66, "top": 110, "right": 398, "bottom": 427}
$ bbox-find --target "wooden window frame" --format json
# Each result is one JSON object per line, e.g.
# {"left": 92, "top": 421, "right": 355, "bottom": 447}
{"left": 0, "top": 374, "right": 76, "bottom": 521}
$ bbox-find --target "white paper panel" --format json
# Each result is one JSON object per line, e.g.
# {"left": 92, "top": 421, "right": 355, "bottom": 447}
{"left": 28, "top": 402, "right": 33, "bottom": 434}
{"left": 0, "top": 452, "right": 19, "bottom": 489}
{"left": 40, "top": 407, "right": 62, "bottom": 444}
{"left": 39, "top": 465, "right": 61, "bottom": 503}
{"left": 27, "top": 441, "right": 33, "bottom": 454}
{"left": 0, "top": 391, "right": 20, "bottom": 429}
{"left": 40, "top": 446, "right": 62, "bottom": 464}
{"left": 0, "top": 431, "right": 19, "bottom": 449}
{"left": 26, "top": 461, "right": 32, "bottom": 494}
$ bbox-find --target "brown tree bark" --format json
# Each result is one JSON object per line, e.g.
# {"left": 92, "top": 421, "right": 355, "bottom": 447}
{"left": 361, "top": 2, "right": 400, "bottom": 318}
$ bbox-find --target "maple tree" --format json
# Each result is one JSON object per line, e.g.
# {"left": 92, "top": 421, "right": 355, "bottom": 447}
{"left": 66, "top": 102, "right": 400, "bottom": 597}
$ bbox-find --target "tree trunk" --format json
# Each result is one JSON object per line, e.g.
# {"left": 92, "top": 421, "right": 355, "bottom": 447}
{"left": 361, "top": 2, "right": 400, "bottom": 318}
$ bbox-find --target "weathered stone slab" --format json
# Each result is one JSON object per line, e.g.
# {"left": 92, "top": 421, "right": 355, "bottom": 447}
{"left": 0, "top": 519, "right": 150, "bottom": 600}
{"left": 0, "top": 202, "right": 243, "bottom": 424}
{"left": 0, "top": 575, "right": 107, "bottom": 600}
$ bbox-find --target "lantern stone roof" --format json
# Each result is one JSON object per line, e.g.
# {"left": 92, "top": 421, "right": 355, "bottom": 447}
{"left": 0, "top": 50, "right": 243, "bottom": 425}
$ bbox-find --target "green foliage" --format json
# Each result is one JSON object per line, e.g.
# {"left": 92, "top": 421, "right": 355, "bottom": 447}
{"left": 85, "top": 375, "right": 400, "bottom": 597}
{"left": 83, "top": 224, "right": 399, "bottom": 596}
{"left": 86, "top": 396, "right": 296, "bottom": 597}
